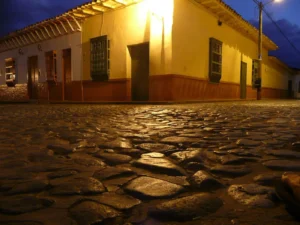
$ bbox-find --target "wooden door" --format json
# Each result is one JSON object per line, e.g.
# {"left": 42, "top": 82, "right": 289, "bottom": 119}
{"left": 240, "top": 62, "right": 247, "bottom": 99}
{"left": 63, "top": 49, "right": 72, "bottom": 101}
{"left": 27, "top": 56, "right": 39, "bottom": 99}
{"left": 288, "top": 80, "right": 293, "bottom": 98}
{"left": 129, "top": 43, "right": 149, "bottom": 101}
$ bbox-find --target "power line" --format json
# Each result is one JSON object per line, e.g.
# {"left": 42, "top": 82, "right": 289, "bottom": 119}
{"left": 251, "top": 0, "right": 300, "bottom": 57}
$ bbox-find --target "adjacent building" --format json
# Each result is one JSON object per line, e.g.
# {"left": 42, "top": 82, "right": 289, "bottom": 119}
{"left": 0, "top": 0, "right": 297, "bottom": 102}
{"left": 294, "top": 69, "right": 300, "bottom": 99}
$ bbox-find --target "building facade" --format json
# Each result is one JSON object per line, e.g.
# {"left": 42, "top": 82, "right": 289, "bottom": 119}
{"left": 294, "top": 69, "right": 300, "bottom": 99}
{"left": 0, "top": 14, "right": 82, "bottom": 102}
{"left": 0, "top": 0, "right": 296, "bottom": 102}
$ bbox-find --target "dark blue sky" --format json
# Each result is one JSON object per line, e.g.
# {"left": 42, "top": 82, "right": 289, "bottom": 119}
{"left": 0, "top": 0, "right": 299, "bottom": 68}
{"left": 224, "top": 0, "right": 300, "bottom": 69}
{"left": 224, "top": 0, "right": 300, "bottom": 27}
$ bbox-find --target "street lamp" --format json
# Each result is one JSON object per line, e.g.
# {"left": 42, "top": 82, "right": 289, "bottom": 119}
{"left": 253, "top": 0, "right": 282, "bottom": 100}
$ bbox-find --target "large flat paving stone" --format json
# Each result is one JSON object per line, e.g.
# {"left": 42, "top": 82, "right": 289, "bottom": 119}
{"left": 69, "top": 200, "right": 120, "bottom": 225}
{"left": 96, "top": 192, "right": 141, "bottom": 210}
{"left": 150, "top": 193, "right": 223, "bottom": 220}
{"left": 0, "top": 196, "right": 54, "bottom": 215}
{"left": 210, "top": 165, "right": 252, "bottom": 177}
{"left": 267, "top": 118, "right": 290, "bottom": 124}
{"left": 93, "top": 167, "right": 135, "bottom": 181}
{"left": 50, "top": 177, "right": 105, "bottom": 195}
{"left": 228, "top": 184, "right": 276, "bottom": 208}
{"left": 219, "top": 155, "right": 245, "bottom": 165}
{"left": 292, "top": 142, "right": 300, "bottom": 147}
{"left": 47, "top": 170, "right": 78, "bottom": 179}
{"left": 189, "top": 170, "right": 223, "bottom": 191}
{"left": 219, "top": 143, "right": 238, "bottom": 150}
{"left": 253, "top": 173, "right": 282, "bottom": 186}
{"left": 27, "top": 151, "right": 56, "bottom": 162}
{"left": 282, "top": 172, "right": 300, "bottom": 202}
{"left": 0, "top": 221, "right": 43, "bottom": 225}
{"left": 138, "top": 143, "right": 176, "bottom": 153}
{"left": 124, "top": 176, "right": 184, "bottom": 199}
{"left": 102, "top": 175, "right": 137, "bottom": 192}
{"left": 94, "top": 152, "right": 132, "bottom": 165}
{"left": 6, "top": 179, "right": 49, "bottom": 195}
{"left": 263, "top": 160, "right": 300, "bottom": 171}
{"left": 236, "top": 139, "right": 261, "bottom": 147}
{"left": 160, "top": 136, "right": 201, "bottom": 144}
{"left": 47, "top": 144, "right": 74, "bottom": 155}
{"left": 98, "top": 138, "right": 132, "bottom": 149}
{"left": 266, "top": 150, "right": 300, "bottom": 158}
{"left": 228, "top": 149, "right": 261, "bottom": 158}
{"left": 132, "top": 156, "right": 185, "bottom": 176}
{"left": 170, "top": 149, "right": 203, "bottom": 163}
{"left": 71, "top": 154, "right": 106, "bottom": 167}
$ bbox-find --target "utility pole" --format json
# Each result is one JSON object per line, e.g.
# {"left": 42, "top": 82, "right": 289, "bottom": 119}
{"left": 257, "top": 1, "right": 263, "bottom": 100}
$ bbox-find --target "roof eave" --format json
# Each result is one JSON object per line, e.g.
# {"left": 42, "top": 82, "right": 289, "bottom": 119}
{"left": 194, "top": 0, "right": 278, "bottom": 51}
{"left": 0, "top": 0, "right": 142, "bottom": 53}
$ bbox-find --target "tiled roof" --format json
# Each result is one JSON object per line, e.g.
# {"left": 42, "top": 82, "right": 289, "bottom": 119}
{"left": 0, "top": 0, "right": 141, "bottom": 53}
{"left": 0, "top": 0, "right": 277, "bottom": 53}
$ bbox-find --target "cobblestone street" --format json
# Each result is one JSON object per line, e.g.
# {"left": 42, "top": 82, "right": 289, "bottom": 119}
{"left": 1, "top": 100, "right": 300, "bottom": 225}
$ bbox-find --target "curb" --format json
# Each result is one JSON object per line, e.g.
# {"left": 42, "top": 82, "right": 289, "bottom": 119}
{"left": 48, "top": 99, "right": 257, "bottom": 105}
{"left": 0, "top": 99, "right": 296, "bottom": 105}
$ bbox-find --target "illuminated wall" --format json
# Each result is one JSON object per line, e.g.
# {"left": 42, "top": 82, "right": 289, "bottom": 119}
{"left": 172, "top": 0, "right": 290, "bottom": 90}
{"left": 262, "top": 58, "right": 293, "bottom": 90}
{"left": 81, "top": 0, "right": 174, "bottom": 80}
{"left": 0, "top": 0, "right": 292, "bottom": 102}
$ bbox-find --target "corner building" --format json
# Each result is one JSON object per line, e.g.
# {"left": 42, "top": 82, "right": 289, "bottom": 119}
{"left": 0, "top": 0, "right": 296, "bottom": 102}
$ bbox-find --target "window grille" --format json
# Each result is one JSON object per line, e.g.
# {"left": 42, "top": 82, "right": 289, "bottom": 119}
{"left": 45, "top": 51, "right": 57, "bottom": 82}
{"left": 5, "top": 58, "right": 16, "bottom": 87}
{"left": 90, "top": 35, "right": 110, "bottom": 81}
{"left": 209, "top": 38, "right": 222, "bottom": 83}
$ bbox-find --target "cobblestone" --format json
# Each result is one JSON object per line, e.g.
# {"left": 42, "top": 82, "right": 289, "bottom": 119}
{"left": 0, "top": 101, "right": 300, "bottom": 224}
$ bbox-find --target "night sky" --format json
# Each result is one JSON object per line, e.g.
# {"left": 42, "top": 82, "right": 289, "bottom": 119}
{"left": 0, "top": 0, "right": 299, "bottom": 68}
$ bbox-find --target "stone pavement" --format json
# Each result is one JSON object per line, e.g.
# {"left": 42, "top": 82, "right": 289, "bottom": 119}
{"left": 0, "top": 100, "right": 300, "bottom": 225}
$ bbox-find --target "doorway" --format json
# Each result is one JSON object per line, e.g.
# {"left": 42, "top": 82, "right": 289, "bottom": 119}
{"left": 288, "top": 80, "right": 293, "bottom": 98}
{"left": 128, "top": 43, "right": 149, "bottom": 101}
{"left": 63, "top": 48, "right": 72, "bottom": 101}
{"left": 27, "top": 56, "right": 39, "bottom": 99}
{"left": 240, "top": 62, "right": 247, "bottom": 99}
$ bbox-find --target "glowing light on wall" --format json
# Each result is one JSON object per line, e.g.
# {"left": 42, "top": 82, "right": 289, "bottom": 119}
{"left": 147, "top": 0, "right": 174, "bottom": 36}
{"left": 146, "top": 0, "right": 174, "bottom": 75}
{"left": 147, "top": 0, "right": 174, "bottom": 21}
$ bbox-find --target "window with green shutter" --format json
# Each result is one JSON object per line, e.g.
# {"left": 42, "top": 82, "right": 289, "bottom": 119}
{"left": 90, "top": 35, "right": 110, "bottom": 81}
{"left": 209, "top": 38, "right": 222, "bottom": 83}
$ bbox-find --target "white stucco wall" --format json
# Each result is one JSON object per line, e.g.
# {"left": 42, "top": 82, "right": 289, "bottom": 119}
{"left": 0, "top": 32, "right": 82, "bottom": 85}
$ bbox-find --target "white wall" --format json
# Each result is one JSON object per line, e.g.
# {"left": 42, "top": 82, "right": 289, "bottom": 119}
{"left": 0, "top": 32, "right": 82, "bottom": 85}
